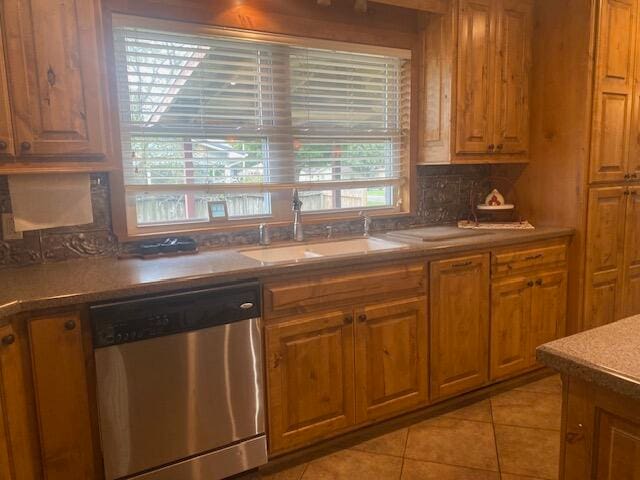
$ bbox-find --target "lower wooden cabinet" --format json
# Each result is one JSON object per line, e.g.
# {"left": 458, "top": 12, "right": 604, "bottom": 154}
{"left": 490, "top": 276, "right": 532, "bottom": 379}
{"left": 265, "top": 309, "right": 356, "bottom": 454}
{"left": 622, "top": 186, "right": 640, "bottom": 317}
{"left": 265, "top": 294, "right": 428, "bottom": 453}
{"left": 29, "top": 312, "right": 97, "bottom": 480}
{"left": 490, "top": 270, "right": 567, "bottom": 380}
{"left": 354, "top": 297, "right": 428, "bottom": 423}
{"left": 429, "top": 254, "right": 490, "bottom": 400}
{"left": 0, "top": 321, "right": 42, "bottom": 480}
{"left": 584, "top": 186, "right": 629, "bottom": 329}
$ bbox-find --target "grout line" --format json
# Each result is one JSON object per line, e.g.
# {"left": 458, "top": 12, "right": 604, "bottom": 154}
{"left": 298, "top": 462, "right": 309, "bottom": 480}
{"left": 398, "top": 457, "right": 501, "bottom": 475}
{"left": 491, "top": 421, "right": 561, "bottom": 433}
{"left": 489, "top": 397, "right": 502, "bottom": 476}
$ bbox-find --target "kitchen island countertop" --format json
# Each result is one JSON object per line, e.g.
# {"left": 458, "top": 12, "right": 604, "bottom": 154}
{"left": 537, "top": 315, "right": 640, "bottom": 400}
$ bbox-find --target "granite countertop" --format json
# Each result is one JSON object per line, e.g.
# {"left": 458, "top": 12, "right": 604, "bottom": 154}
{"left": 537, "top": 315, "right": 640, "bottom": 400}
{"left": 0, "top": 226, "right": 573, "bottom": 324}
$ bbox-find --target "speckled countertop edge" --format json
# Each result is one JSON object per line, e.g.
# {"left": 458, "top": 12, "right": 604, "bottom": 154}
{"left": 0, "top": 226, "right": 574, "bottom": 325}
{"left": 537, "top": 315, "right": 640, "bottom": 399}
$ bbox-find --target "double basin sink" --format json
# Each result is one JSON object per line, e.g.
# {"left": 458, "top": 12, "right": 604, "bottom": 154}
{"left": 239, "top": 237, "right": 409, "bottom": 265}
{"left": 239, "top": 226, "right": 491, "bottom": 265}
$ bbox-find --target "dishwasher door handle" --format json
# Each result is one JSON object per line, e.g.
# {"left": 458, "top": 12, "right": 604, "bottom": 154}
{"left": 240, "top": 302, "right": 255, "bottom": 310}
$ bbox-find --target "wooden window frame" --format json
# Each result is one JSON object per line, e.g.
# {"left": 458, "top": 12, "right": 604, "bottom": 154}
{"left": 102, "top": 0, "right": 422, "bottom": 241}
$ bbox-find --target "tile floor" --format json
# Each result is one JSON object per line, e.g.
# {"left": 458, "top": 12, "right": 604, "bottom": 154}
{"left": 250, "top": 374, "right": 563, "bottom": 480}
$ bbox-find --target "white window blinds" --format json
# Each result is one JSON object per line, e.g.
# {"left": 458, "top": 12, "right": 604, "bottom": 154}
{"left": 112, "top": 17, "right": 411, "bottom": 228}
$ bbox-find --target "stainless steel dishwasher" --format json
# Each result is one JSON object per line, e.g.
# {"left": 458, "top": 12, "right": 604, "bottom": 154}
{"left": 90, "top": 282, "right": 266, "bottom": 480}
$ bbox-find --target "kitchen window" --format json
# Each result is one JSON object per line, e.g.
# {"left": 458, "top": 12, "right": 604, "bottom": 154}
{"left": 112, "top": 16, "right": 412, "bottom": 234}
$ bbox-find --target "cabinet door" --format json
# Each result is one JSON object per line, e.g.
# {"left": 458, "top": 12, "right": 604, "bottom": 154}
{"left": 490, "top": 276, "right": 531, "bottom": 381}
{"left": 0, "top": 23, "right": 14, "bottom": 157}
{"left": 494, "top": 0, "right": 532, "bottom": 154}
{"left": 589, "top": 0, "right": 638, "bottom": 183}
{"left": 265, "top": 310, "right": 355, "bottom": 453}
{"left": 456, "top": 0, "right": 496, "bottom": 154}
{"left": 2, "top": 0, "right": 107, "bottom": 157}
{"left": 430, "top": 254, "right": 490, "bottom": 400}
{"left": 622, "top": 186, "right": 640, "bottom": 317}
{"left": 594, "top": 411, "right": 640, "bottom": 479}
{"left": 584, "top": 187, "right": 627, "bottom": 330}
{"left": 530, "top": 270, "right": 567, "bottom": 364}
{"left": 354, "top": 297, "right": 428, "bottom": 423}
{"left": 0, "top": 323, "right": 42, "bottom": 480}
{"left": 29, "top": 312, "right": 96, "bottom": 480}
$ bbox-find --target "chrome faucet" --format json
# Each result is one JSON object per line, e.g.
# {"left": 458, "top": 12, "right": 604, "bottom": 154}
{"left": 292, "top": 189, "right": 304, "bottom": 242}
{"left": 360, "top": 211, "right": 372, "bottom": 237}
{"left": 259, "top": 223, "right": 271, "bottom": 246}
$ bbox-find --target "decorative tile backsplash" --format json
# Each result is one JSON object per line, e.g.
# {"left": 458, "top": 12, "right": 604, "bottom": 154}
{"left": 0, "top": 165, "right": 489, "bottom": 268}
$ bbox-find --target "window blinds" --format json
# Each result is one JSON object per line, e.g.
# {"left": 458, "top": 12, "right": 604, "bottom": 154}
{"left": 112, "top": 22, "right": 411, "bottom": 192}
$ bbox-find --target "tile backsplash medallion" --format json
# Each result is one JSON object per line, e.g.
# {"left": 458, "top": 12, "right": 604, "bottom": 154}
{"left": 0, "top": 165, "right": 490, "bottom": 269}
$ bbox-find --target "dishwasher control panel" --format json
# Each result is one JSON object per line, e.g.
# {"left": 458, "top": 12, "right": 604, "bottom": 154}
{"left": 90, "top": 282, "right": 260, "bottom": 348}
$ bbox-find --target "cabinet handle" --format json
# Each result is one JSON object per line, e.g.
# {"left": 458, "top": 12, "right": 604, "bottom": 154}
{"left": 1, "top": 335, "right": 15, "bottom": 346}
{"left": 536, "top": 279, "right": 543, "bottom": 286}
{"left": 632, "top": 173, "right": 638, "bottom": 179}
{"left": 625, "top": 174, "right": 631, "bottom": 180}
{"left": 625, "top": 190, "right": 630, "bottom": 196}
{"left": 358, "top": 314, "right": 367, "bottom": 322}
{"left": 451, "top": 261, "right": 473, "bottom": 268}
{"left": 527, "top": 281, "right": 534, "bottom": 288}
{"left": 0, "top": 141, "right": 7, "bottom": 150}
{"left": 20, "top": 142, "right": 31, "bottom": 151}
{"left": 64, "top": 320, "right": 76, "bottom": 331}
{"left": 524, "top": 254, "right": 543, "bottom": 261}
{"left": 487, "top": 144, "right": 495, "bottom": 152}
{"left": 496, "top": 144, "right": 504, "bottom": 151}
{"left": 344, "top": 315, "right": 353, "bottom": 324}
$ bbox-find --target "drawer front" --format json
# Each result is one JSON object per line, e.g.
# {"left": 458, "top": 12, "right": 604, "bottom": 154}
{"left": 264, "top": 262, "right": 426, "bottom": 320}
{"left": 492, "top": 242, "right": 568, "bottom": 276}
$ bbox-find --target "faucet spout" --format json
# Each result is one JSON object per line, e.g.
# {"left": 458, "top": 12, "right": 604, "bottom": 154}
{"left": 359, "top": 211, "right": 372, "bottom": 238}
{"left": 293, "top": 189, "right": 304, "bottom": 242}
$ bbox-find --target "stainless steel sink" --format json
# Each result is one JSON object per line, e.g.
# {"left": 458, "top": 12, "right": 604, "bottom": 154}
{"left": 239, "top": 237, "right": 408, "bottom": 265}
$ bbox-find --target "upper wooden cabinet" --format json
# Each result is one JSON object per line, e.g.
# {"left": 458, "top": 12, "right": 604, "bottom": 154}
{"left": 0, "top": 0, "right": 110, "bottom": 167}
{"left": 430, "top": 254, "right": 490, "bottom": 400}
{"left": 590, "top": 0, "right": 640, "bottom": 183}
{"left": 421, "top": 0, "right": 532, "bottom": 164}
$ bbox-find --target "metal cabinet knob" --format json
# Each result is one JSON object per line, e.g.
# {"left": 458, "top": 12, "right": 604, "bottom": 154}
{"left": 20, "top": 141, "right": 31, "bottom": 151}
{"left": 625, "top": 173, "right": 631, "bottom": 179}
{"left": 527, "top": 281, "right": 534, "bottom": 288}
{"left": 1, "top": 335, "right": 15, "bottom": 346}
{"left": 488, "top": 144, "right": 495, "bottom": 152}
{"left": 344, "top": 315, "right": 353, "bottom": 324}
{"left": 536, "top": 279, "right": 543, "bottom": 286}
{"left": 0, "top": 141, "right": 7, "bottom": 150}
{"left": 64, "top": 320, "right": 76, "bottom": 331}
{"left": 358, "top": 314, "right": 367, "bottom": 322}
{"left": 496, "top": 144, "right": 504, "bottom": 151}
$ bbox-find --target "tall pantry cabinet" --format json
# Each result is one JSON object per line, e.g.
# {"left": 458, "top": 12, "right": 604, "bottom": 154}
{"left": 515, "top": 0, "right": 640, "bottom": 333}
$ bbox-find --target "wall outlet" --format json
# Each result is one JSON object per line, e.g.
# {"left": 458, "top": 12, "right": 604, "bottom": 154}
{"left": 1, "top": 213, "right": 23, "bottom": 241}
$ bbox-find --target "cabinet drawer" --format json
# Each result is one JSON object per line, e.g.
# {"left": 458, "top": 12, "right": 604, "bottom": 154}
{"left": 264, "top": 262, "right": 426, "bottom": 320}
{"left": 492, "top": 242, "right": 567, "bottom": 276}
